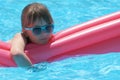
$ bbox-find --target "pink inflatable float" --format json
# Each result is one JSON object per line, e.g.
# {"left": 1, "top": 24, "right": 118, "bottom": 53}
{"left": 0, "top": 11, "right": 120, "bottom": 67}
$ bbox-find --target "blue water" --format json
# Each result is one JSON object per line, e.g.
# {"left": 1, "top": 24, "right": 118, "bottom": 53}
{"left": 0, "top": 0, "right": 120, "bottom": 80}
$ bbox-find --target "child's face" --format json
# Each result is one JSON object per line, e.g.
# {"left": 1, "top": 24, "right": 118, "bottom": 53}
{"left": 24, "top": 18, "right": 53, "bottom": 44}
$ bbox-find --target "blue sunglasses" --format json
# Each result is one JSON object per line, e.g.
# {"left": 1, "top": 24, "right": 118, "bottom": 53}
{"left": 25, "top": 24, "right": 54, "bottom": 35}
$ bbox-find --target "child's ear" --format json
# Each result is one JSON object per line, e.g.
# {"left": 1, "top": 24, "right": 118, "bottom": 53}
{"left": 22, "top": 29, "right": 25, "bottom": 32}
{"left": 22, "top": 29, "right": 28, "bottom": 37}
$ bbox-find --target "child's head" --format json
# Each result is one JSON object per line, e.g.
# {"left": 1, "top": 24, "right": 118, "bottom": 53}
{"left": 21, "top": 2, "right": 54, "bottom": 44}
{"left": 21, "top": 2, "right": 53, "bottom": 28}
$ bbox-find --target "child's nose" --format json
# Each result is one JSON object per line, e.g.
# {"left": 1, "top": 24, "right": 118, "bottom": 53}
{"left": 40, "top": 31, "right": 48, "bottom": 35}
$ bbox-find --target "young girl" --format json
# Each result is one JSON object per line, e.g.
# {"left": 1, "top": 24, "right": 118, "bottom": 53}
{"left": 10, "top": 2, "right": 54, "bottom": 67}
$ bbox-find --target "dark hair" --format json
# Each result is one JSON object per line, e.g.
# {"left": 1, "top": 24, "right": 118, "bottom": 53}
{"left": 21, "top": 2, "right": 53, "bottom": 28}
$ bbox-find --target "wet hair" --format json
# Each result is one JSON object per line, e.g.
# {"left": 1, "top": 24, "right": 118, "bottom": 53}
{"left": 21, "top": 2, "right": 53, "bottom": 28}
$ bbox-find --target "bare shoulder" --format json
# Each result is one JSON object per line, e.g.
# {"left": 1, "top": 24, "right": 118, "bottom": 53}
{"left": 10, "top": 33, "right": 27, "bottom": 45}
{"left": 10, "top": 33, "right": 27, "bottom": 53}
{"left": 7, "top": 33, "right": 21, "bottom": 44}
{"left": 14, "top": 33, "right": 24, "bottom": 38}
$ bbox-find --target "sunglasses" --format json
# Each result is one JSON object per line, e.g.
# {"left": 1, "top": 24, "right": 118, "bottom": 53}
{"left": 24, "top": 24, "right": 54, "bottom": 35}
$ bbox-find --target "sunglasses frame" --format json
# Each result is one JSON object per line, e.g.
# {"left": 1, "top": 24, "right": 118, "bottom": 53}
{"left": 24, "top": 24, "right": 54, "bottom": 35}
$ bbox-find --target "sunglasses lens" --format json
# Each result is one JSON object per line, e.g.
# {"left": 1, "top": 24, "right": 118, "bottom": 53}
{"left": 33, "top": 28, "right": 41, "bottom": 35}
{"left": 45, "top": 25, "right": 54, "bottom": 32}
{"left": 32, "top": 24, "right": 54, "bottom": 35}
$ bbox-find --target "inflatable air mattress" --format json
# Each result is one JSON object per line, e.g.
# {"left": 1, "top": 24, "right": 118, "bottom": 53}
{"left": 0, "top": 11, "right": 120, "bottom": 67}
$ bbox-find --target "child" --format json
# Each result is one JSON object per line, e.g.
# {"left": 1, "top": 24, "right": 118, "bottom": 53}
{"left": 10, "top": 2, "right": 54, "bottom": 67}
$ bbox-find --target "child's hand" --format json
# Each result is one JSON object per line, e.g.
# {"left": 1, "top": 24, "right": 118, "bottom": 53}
{"left": 27, "top": 62, "right": 48, "bottom": 72}
{"left": 27, "top": 66, "right": 40, "bottom": 72}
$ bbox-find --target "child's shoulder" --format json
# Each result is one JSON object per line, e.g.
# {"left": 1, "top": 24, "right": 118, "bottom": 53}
{"left": 14, "top": 33, "right": 23, "bottom": 38}
{"left": 8, "top": 32, "right": 27, "bottom": 44}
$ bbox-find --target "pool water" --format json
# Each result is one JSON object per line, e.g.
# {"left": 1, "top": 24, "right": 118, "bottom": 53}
{"left": 0, "top": 0, "right": 120, "bottom": 80}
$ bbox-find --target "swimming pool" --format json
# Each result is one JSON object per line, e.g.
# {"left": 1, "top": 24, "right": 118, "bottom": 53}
{"left": 0, "top": 0, "right": 120, "bottom": 80}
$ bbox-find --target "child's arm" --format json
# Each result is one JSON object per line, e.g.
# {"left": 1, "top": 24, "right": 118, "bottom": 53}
{"left": 10, "top": 33, "right": 32, "bottom": 67}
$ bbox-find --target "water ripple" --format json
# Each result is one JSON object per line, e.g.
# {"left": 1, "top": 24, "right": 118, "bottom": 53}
{"left": 99, "top": 65, "right": 120, "bottom": 75}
